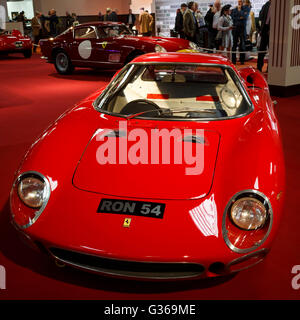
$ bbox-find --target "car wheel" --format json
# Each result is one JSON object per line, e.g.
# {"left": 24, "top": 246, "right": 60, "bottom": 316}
{"left": 23, "top": 49, "right": 32, "bottom": 58}
{"left": 54, "top": 51, "right": 74, "bottom": 75}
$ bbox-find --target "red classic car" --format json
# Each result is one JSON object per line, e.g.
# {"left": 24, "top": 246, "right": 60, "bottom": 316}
{"left": 39, "top": 22, "right": 198, "bottom": 74}
{"left": 10, "top": 53, "right": 285, "bottom": 280}
{"left": 0, "top": 29, "right": 32, "bottom": 58}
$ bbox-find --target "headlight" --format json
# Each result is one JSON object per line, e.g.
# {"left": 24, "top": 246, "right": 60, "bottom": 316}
{"left": 230, "top": 197, "right": 267, "bottom": 230}
{"left": 220, "top": 87, "right": 237, "bottom": 109}
{"left": 18, "top": 176, "right": 47, "bottom": 208}
{"left": 155, "top": 44, "right": 167, "bottom": 53}
{"left": 189, "top": 41, "right": 199, "bottom": 51}
{"left": 11, "top": 172, "right": 51, "bottom": 229}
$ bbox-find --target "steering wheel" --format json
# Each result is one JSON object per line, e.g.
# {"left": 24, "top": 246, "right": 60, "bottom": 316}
{"left": 120, "top": 99, "right": 161, "bottom": 117}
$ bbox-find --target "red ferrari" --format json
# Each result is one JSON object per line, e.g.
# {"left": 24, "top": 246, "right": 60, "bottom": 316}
{"left": 39, "top": 22, "right": 198, "bottom": 74}
{"left": 0, "top": 29, "right": 32, "bottom": 58}
{"left": 10, "top": 53, "right": 285, "bottom": 280}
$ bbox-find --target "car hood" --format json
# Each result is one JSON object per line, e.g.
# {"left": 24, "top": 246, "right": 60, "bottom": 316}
{"left": 73, "top": 121, "right": 220, "bottom": 200}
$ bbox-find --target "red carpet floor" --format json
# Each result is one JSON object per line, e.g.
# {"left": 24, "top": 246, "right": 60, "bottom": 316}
{"left": 0, "top": 53, "right": 299, "bottom": 300}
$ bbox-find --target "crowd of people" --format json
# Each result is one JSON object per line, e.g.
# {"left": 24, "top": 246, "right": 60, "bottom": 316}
{"left": 14, "top": 1, "right": 270, "bottom": 71}
{"left": 175, "top": 0, "right": 271, "bottom": 70}
{"left": 26, "top": 7, "right": 154, "bottom": 49}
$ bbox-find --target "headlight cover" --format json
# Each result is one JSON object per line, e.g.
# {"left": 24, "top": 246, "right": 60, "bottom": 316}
{"left": 230, "top": 197, "right": 267, "bottom": 230}
{"left": 222, "top": 190, "right": 273, "bottom": 254}
{"left": 11, "top": 171, "right": 51, "bottom": 229}
{"left": 18, "top": 176, "right": 47, "bottom": 208}
{"left": 155, "top": 44, "right": 167, "bottom": 53}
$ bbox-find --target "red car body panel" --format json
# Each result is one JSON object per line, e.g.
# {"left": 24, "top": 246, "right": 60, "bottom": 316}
{"left": 10, "top": 53, "right": 285, "bottom": 279}
{"left": 39, "top": 22, "right": 193, "bottom": 71}
{"left": 0, "top": 30, "right": 32, "bottom": 55}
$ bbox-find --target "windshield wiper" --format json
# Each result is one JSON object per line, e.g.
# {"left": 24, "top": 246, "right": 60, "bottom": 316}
{"left": 125, "top": 109, "right": 166, "bottom": 120}
{"left": 125, "top": 109, "right": 217, "bottom": 120}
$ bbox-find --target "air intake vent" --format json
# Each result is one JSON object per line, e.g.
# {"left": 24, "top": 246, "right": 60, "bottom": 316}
{"left": 49, "top": 247, "right": 205, "bottom": 280}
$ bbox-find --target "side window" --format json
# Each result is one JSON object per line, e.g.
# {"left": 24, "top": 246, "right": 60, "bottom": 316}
{"left": 97, "top": 27, "right": 107, "bottom": 38}
{"left": 74, "top": 27, "right": 97, "bottom": 39}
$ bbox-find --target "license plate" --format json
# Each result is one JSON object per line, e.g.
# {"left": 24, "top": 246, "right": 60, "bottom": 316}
{"left": 15, "top": 42, "right": 23, "bottom": 48}
{"left": 98, "top": 199, "right": 165, "bottom": 219}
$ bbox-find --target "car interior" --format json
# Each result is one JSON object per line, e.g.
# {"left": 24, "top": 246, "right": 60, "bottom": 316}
{"left": 103, "top": 64, "right": 250, "bottom": 119}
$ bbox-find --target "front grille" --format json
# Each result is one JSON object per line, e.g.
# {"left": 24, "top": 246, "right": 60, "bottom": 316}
{"left": 49, "top": 247, "right": 205, "bottom": 280}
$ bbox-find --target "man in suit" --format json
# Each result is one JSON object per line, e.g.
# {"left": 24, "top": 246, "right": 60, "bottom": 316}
{"left": 127, "top": 9, "right": 136, "bottom": 30}
{"left": 31, "top": 11, "right": 42, "bottom": 52}
{"left": 183, "top": 1, "right": 197, "bottom": 42}
{"left": 175, "top": 3, "right": 187, "bottom": 39}
{"left": 65, "top": 11, "right": 74, "bottom": 29}
{"left": 42, "top": 9, "right": 59, "bottom": 37}
{"left": 257, "top": 0, "right": 271, "bottom": 72}
{"left": 205, "top": 1, "right": 221, "bottom": 51}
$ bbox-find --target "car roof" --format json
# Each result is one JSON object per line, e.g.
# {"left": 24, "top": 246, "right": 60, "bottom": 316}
{"left": 131, "top": 52, "right": 233, "bottom": 66}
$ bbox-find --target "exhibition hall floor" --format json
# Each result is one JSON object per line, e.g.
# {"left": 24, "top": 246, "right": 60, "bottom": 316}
{"left": 0, "top": 54, "right": 299, "bottom": 300}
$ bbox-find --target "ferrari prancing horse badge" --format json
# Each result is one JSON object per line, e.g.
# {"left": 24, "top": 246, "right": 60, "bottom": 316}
{"left": 123, "top": 218, "right": 131, "bottom": 228}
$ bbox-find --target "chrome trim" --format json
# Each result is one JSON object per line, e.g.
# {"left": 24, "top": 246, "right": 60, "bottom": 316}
{"left": 222, "top": 189, "right": 273, "bottom": 254}
{"left": 48, "top": 247, "right": 205, "bottom": 280}
{"left": 227, "top": 248, "right": 269, "bottom": 272}
{"left": 93, "top": 62, "right": 254, "bottom": 122}
{"left": 12, "top": 171, "right": 51, "bottom": 229}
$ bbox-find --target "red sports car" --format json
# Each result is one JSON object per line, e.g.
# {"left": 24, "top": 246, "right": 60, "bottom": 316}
{"left": 0, "top": 29, "right": 32, "bottom": 58}
{"left": 39, "top": 22, "right": 198, "bottom": 74}
{"left": 10, "top": 53, "right": 285, "bottom": 280}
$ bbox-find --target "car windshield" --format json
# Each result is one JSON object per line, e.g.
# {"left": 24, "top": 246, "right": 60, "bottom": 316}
{"left": 95, "top": 63, "right": 253, "bottom": 120}
{"left": 99, "top": 25, "right": 133, "bottom": 37}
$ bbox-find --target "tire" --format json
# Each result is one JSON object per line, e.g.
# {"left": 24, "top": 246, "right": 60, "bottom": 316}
{"left": 23, "top": 49, "right": 32, "bottom": 58}
{"left": 54, "top": 51, "right": 74, "bottom": 75}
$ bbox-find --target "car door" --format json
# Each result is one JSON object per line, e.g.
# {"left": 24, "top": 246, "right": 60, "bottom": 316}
{"left": 94, "top": 25, "right": 123, "bottom": 67}
{"left": 69, "top": 26, "right": 99, "bottom": 66}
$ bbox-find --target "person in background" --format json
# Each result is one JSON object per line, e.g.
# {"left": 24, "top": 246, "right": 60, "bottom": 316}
{"left": 139, "top": 8, "right": 152, "bottom": 36}
{"left": 217, "top": 4, "right": 233, "bottom": 59}
{"left": 65, "top": 11, "right": 74, "bottom": 29}
{"left": 205, "top": 1, "right": 222, "bottom": 51}
{"left": 31, "top": 11, "right": 42, "bottom": 53}
{"left": 244, "top": 0, "right": 256, "bottom": 41}
{"left": 103, "top": 8, "right": 112, "bottom": 21}
{"left": 42, "top": 9, "right": 59, "bottom": 37}
{"left": 109, "top": 9, "right": 118, "bottom": 22}
{"left": 17, "top": 11, "right": 26, "bottom": 33}
{"left": 243, "top": 0, "right": 256, "bottom": 61}
{"left": 146, "top": 11, "right": 154, "bottom": 35}
{"left": 175, "top": 3, "right": 187, "bottom": 39}
{"left": 98, "top": 12, "right": 103, "bottom": 21}
{"left": 72, "top": 13, "right": 79, "bottom": 26}
{"left": 231, "top": 0, "right": 250, "bottom": 65}
{"left": 194, "top": 5, "right": 206, "bottom": 47}
{"left": 183, "top": 1, "right": 197, "bottom": 42}
{"left": 212, "top": 1, "right": 222, "bottom": 50}
{"left": 127, "top": 9, "right": 136, "bottom": 30}
{"left": 257, "top": 0, "right": 271, "bottom": 72}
